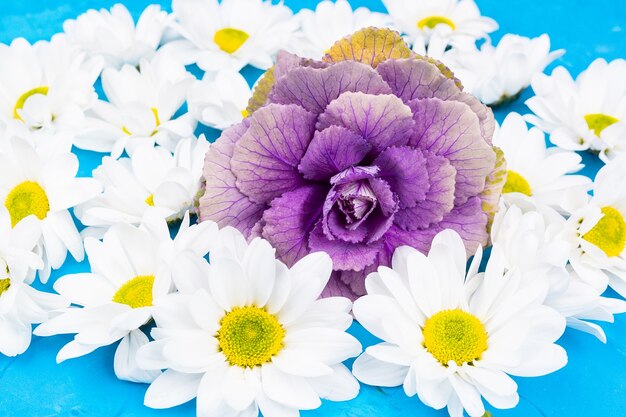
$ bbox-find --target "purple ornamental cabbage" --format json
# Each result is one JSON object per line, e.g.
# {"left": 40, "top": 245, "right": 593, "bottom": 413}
{"left": 199, "top": 28, "right": 506, "bottom": 298}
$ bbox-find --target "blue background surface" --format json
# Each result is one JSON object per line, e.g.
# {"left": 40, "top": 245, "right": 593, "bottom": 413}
{"left": 0, "top": 0, "right": 625, "bottom": 416}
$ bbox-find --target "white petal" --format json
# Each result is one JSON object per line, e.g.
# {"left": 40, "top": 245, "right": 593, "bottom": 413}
{"left": 463, "top": 365, "right": 517, "bottom": 398}
{"left": 277, "top": 253, "right": 332, "bottom": 325}
{"left": 56, "top": 339, "right": 99, "bottom": 362}
{"left": 162, "top": 333, "right": 221, "bottom": 372}
{"left": 449, "top": 374, "right": 485, "bottom": 417}
{"left": 365, "top": 342, "right": 415, "bottom": 366}
{"left": 151, "top": 293, "right": 197, "bottom": 329}
{"left": 265, "top": 261, "right": 291, "bottom": 314}
{"left": 136, "top": 339, "right": 170, "bottom": 370}
{"left": 261, "top": 364, "right": 321, "bottom": 410}
{"left": 283, "top": 327, "right": 362, "bottom": 364}
{"left": 223, "top": 366, "right": 260, "bottom": 411}
{"left": 243, "top": 238, "right": 276, "bottom": 307}
{"left": 0, "top": 316, "right": 31, "bottom": 356}
{"left": 308, "top": 364, "right": 360, "bottom": 401}
{"left": 189, "top": 289, "right": 224, "bottom": 332}
{"left": 352, "top": 294, "right": 417, "bottom": 345}
{"left": 170, "top": 252, "right": 211, "bottom": 293}
{"left": 291, "top": 296, "right": 352, "bottom": 331}
{"left": 506, "top": 342, "right": 567, "bottom": 377}
{"left": 196, "top": 362, "right": 231, "bottom": 416}
{"left": 257, "top": 392, "right": 299, "bottom": 417}
{"left": 53, "top": 273, "right": 116, "bottom": 306}
{"left": 144, "top": 369, "right": 203, "bottom": 409}
{"left": 209, "top": 257, "right": 248, "bottom": 310}
{"left": 272, "top": 348, "right": 334, "bottom": 377}
{"left": 114, "top": 329, "right": 161, "bottom": 383}
{"left": 351, "top": 352, "right": 408, "bottom": 387}
{"left": 414, "top": 373, "right": 452, "bottom": 410}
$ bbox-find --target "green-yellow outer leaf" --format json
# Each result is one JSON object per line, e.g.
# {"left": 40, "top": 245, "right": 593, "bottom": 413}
{"left": 246, "top": 67, "right": 275, "bottom": 115}
{"left": 480, "top": 146, "right": 507, "bottom": 236}
{"left": 322, "top": 27, "right": 413, "bottom": 68}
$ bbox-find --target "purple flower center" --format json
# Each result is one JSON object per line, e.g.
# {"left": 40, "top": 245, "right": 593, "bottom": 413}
{"left": 337, "top": 181, "right": 376, "bottom": 226}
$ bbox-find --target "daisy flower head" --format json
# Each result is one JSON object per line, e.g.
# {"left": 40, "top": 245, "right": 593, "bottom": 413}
{"left": 0, "top": 209, "right": 68, "bottom": 357}
{"left": 75, "top": 136, "right": 210, "bottom": 238}
{"left": 287, "top": 0, "right": 395, "bottom": 60}
{"left": 168, "top": 0, "right": 297, "bottom": 71}
{"left": 136, "top": 231, "right": 362, "bottom": 416}
{"left": 78, "top": 51, "right": 196, "bottom": 158}
{"left": 444, "top": 34, "right": 564, "bottom": 106}
{"left": 0, "top": 135, "right": 101, "bottom": 283}
{"left": 352, "top": 229, "right": 567, "bottom": 417}
{"left": 562, "top": 154, "right": 626, "bottom": 295}
{"left": 382, "top": 0, "right": 497, "bottom": 54}
{"left": 187, "top": 70, "right": 252, "bottom": 130}
{"left": 63, "top": 4, "right": 172, "bottom": 70}
{"left": 491, "top": 202, "right": 626, "bottom": 342}
{"left": 494, "top": 112, "right": 591, "bottom": 214}
{"left": 32, "top": 214, "right": 221, "bottom": 383}
{"left": 525, "top": 58, "right": 626, "bottom": 161}
{"left": 0, "top": 35, "right": 102, "bottom": 137}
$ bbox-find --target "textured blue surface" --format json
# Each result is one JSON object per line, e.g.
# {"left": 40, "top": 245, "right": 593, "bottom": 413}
{"left": 0, "top": 0, "right": 625, "bottom": 416}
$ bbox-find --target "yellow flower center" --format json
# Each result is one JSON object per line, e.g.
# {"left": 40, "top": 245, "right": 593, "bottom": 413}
{"left": 122, "top": 107, "right": 161, "bottom": 136}
{"left": 502, "top": 170, "right": 532, "bottom": 196}
{"left": 14, "top": 86, "right": 49, "bottom": 122}
{"left": 582, "top": 206, "right": 626, "bottom": 257}
{"left": 145, "top": 194, "right": 155, "bottom": 206}
{"left": 423, "top": 309, "right": 488, "bottom": 366}
{"left": 217, "top": 306, "right": 285, "bottom": 368}
{"left": 241, "top": 109, "right": 249, "bottom": 119}
{"left": 0, "top": 278, "right": 10, "bottom": 297}
{"left": 214, "top": 28, "right": 250, "bottom": 54}
{"left": 5, "top": 181, "right": 50, "bottom": 227}
{"left": 584, "top": 113, "right": 619, "bottom": 137}
{"left": 417, "top": 16, "right": 456, "bottom": 31}
{"left": 112, "top": 275, "right": 155, "bottom": 308}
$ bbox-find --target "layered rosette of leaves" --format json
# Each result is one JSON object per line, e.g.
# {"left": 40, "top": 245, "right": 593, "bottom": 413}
{"left": 200, "top": 28, "right": 505, "bottom": 297}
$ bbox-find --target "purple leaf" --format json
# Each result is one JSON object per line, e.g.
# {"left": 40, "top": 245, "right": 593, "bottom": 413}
{"left": 231, "top": 104, "right": 316, "bottom": 204}
{"left": 308, "top": 222, "right": 382, "bottom": 271}
{"left": 384, "top": 196, "right": 489, "bottom": 258}
{"left": 262, "top": 185, "right": 328, "bottom": 267}
{"left": 374, "top": 146, "right": 429, "bottom": 209}
{"left": 394, "top": 149, "right": 457, "bottom": 231}
{"left": 377, "top": 58, "right": 495, "bottom": 140}
{"left": 409, "top": 97, "right": 495, "bottom": 205}
{"left": 317, "top": 92, "right": 415, "bottom": 153}
{"left": 298, "top": 126, "right": 371, "bottom": 180}
{"left": 199, "top": 120, "right": 265, "bottom": 236}
{"left": 268, "top": 61, "right": 392, "bottom": 114}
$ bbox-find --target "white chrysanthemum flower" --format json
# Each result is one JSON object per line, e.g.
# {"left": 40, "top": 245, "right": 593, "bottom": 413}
{"left": 491, "top": 202, "right": 626, "bottom": 342}
{"left": 75, "top": 137, "right": 210, "bottom": 238}
{"left": 443, "top": 34, "right": 564, "bottom": 106}
{"left": 352, "top": 229, "right": 567, "bottom": 417}
{"left": 78, "top": 52, "right": 196, "bottom": 158}
{"left": 187, "top": 71, "right": 252, "bottom": 130}
{"left": 167, "top": 0, "right": 297, "bottom": 71}
{"left": 0, "top": 35, "right": 102, "bottom": 137}
{"left": 286, "top": 0, "right": 394, "bottom": 60}
{"left": 525, "top": 58, "right": 626, "bottom": 161}
{"left": 561, "top": 155, "right": 626, "bottom": 295}
{"left": 63, "top": 4, "right": 172, "bottom": 70}
{"left": 494, "top": 112, "right": 591, "bottom": 214}
{"left": 0, "top": 136, "right": 101, "bottom": 283}
{"left": 136, "top": 234, "right": 361, "bottom": 416}
{"left": 382, "top": 0, "right": 497, "bottom": 54}
{"left": 33, "top": 216, "right": 221, "bottom": 382}
{"left": 0, "top": 209, "right": 68, "bottom": 356}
